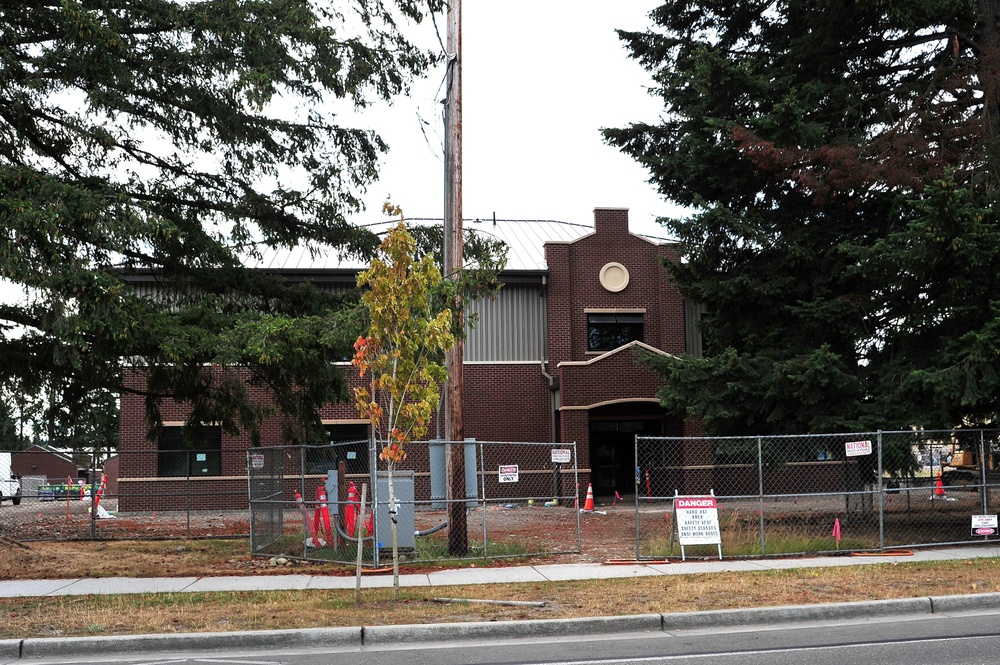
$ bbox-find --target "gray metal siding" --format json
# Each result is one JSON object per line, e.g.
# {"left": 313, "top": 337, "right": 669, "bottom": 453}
{"left": 466, "top": 286, "right": 546, "bottom": 362}
{"left": 131, "top": 278, "right": 548, "bottom": 363}
{"left": 684, "top": 300, "right": 704, "bottom": 358}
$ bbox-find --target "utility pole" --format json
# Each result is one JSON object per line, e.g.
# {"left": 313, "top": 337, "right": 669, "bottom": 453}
{"left": 443, "top": 0, "right": 467, "bottom": 556}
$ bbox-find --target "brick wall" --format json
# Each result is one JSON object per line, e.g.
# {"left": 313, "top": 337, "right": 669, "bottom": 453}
{"left": 544, "top": 208, "right": 690, "bottom": 497}
{"left": 545, "top": 208, "right": 686, "bottom": 366}
{"left": 464, "top": 364, "right": 552, "bottom": 442}
{"left": 558, "top": 350, "right": 664, "bottom": 408}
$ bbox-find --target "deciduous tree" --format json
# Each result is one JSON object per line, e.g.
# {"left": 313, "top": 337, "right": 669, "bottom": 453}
{"left": 353, "top": 209, "right": 453, "bottom": 597}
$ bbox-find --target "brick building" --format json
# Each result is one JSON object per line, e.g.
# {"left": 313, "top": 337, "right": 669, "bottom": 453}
{"left": 118, "top": 208, "right": 702, "bottom": 509}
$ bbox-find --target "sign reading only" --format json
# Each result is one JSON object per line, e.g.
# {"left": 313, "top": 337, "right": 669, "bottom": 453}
{"left": 499, "top": 465, "right": 519, "bottom": 483}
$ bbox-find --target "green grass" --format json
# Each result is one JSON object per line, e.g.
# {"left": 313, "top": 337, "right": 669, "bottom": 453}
{"left": 254, "top": 532, "right": 532, "bottom": 565}
{"left": 642, "top": 511, "right": 880, "bottom": 557}
{"left": 412, "top": 533, "right": 532, "bottom": 560}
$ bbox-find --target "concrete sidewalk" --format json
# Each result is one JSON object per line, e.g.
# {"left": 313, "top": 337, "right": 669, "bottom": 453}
{"left": 3, "top": 546, "right": 1000, "bottom": 662}
{"left": 3, "top": 544, "right": 998, "bottom": 598}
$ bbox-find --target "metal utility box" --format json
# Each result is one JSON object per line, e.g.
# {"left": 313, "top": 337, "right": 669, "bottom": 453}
{"left": 323, "top": 471, "right": 339, "bottom": 515}
{"left": 375, "top": 470, "right": 415, "bottom": 549}
{"left": 429, "top": 441, "right": 479, "bottom": 508}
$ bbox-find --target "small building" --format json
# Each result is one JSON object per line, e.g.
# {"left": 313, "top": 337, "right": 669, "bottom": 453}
{"left": 12, "top": 445, "right": 86, "bottom": 483}
{"left": 118, "top": 208, "right": 704, "bottom": 510}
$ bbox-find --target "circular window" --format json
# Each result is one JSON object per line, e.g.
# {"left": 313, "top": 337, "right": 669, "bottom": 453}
{"left": 599, "top": 262, "right": 630, "bottom": 292}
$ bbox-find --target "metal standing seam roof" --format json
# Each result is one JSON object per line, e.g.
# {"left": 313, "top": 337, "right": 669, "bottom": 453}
{"left": 252, "top": 218, "right": 672, "bottom": 273}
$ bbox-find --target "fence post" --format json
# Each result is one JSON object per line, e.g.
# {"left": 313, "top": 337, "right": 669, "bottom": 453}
{"left": 480, "top": 440, "right": 487, "bottom": 557}
{"left": 574, "top": 441, "right": 581, "bottom": 554}
{"left": 246, "top": 451, "right": 253, "bottom": 553}
{"left": 89, "top": 453, "right": 96, "bottom": 539}
{"left": 634, "top": 437, "right": 640, "bottom": 561}
{"left": 980, "top": 430, "right": 989, "bottom": 516}
{"left": 552, "top": 463, "right": 560, "bottom": 505}
{"left": 758, "top": 437, "right": 765, "bottom": 556}
{"left": 186, "top": 451, "right": 191, "bottom": 539}
{"left": 877, "top": 431, "right": 884, "bottom": 550}
{"left": 370, "top": 434, "right": 379, "bottom": 567}
{"left": 355, "top": 482, "right": 367, "bottom": 602}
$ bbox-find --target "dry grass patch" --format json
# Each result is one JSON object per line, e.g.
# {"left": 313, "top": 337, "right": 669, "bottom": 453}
{"left": 0, "top": 539, "right": 343, "bottom": 580}
{"left": 4, "top": 559, "right": 1000, "bottom": 639}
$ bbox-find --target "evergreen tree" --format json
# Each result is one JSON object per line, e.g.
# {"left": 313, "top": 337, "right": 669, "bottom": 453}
{"left": 605, "top": 1, "right": 1000, "bottom": 434}
{"left": 0, "top": 1, "right": 447, "bottom": 442}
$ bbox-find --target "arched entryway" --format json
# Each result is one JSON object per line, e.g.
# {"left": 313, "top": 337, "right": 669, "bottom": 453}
{"left": 589, "top": 402, "right": 674, "bottom": 498}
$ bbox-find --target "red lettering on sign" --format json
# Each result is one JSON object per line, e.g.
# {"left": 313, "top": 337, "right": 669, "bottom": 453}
{"left": 676, "top": 498, "right": 717, "bottom": 509}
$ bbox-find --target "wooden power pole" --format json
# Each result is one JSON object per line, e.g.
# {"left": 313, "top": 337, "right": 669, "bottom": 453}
{"left": 443, "top": 0, "right": 468, "bottom": 556}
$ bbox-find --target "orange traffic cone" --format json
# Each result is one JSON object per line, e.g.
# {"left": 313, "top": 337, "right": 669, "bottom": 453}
{"left": 345, "top": 481, "right": 359, "bottom": 537}
{"left": 935, "top": 472, "right": 945, "bottom": 496}
{"left": 582, "top": 483, "right": 595, "bottom": 512}
{"left": 293, "top": 490, "right": 320, "bottom": 547}
{"left": 316, "top": 485, "right": 335, "bottom": 547}
{"left": 94, "top": 474, "right": 107, "bottom": 510}
{"left": 308, "top": 488, "right": 328, "bottom": 548}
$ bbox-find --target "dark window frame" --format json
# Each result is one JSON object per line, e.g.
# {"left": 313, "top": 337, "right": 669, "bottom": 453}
{"left": 587, "top": 313, "right": 644, "bottom": 351}
{"left": 306, "top": 423, "right": 371, "bottom": 476}
{"left": 157, "top": 425, "right": 222, "bottom": 477}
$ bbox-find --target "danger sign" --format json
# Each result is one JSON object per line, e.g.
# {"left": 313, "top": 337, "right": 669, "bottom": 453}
{"left": 674, "top": 495, "right": 722, "bottom": 546}
{"left": 498, "top": 465, "right": 519, "bottom": 483}
{"left": 971, "top": 514, "right": 998, "bottom": 537}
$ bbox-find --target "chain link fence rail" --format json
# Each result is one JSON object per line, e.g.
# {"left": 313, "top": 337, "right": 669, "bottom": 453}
{"left": 635, "top": 429, "right": 1000, "bottom": 559}
{"left": 248, "top": 440, "right": 581, "bottom": 567}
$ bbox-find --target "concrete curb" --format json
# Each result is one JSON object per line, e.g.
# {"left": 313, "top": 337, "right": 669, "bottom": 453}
{"left": 363, "top": 613, "right": 664, "bottom": 645}
{"left": 17, "top": 627, "right": 361, "bottom": 660}
{"left": 0, "top": 640, "right": 20, "bottom": 662}
{"left": 929, "top": 591, "right": 1000, "bottom": 613}
{"left": 8, "top": 594, "right": 1000, "bottom": 660}
{"left": 661, "top": 597, "right": 930, "bottom": 630}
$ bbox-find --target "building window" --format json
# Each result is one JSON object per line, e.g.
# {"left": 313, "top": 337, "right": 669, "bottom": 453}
{"left": 307, "top": 423, "right": 370, "bottom": 476}
{"left": 157, "top": 426, "right": 222, "bottom": 477}
{"left": 587, "top": 313, "right": 644, "bottom": 351}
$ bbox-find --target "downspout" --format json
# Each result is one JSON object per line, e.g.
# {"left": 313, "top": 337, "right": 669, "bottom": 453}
{"left": 539, "top": 361, "right": 557, "bottom": 443}
{"left": 538, "top": 272, "right": 558, "bottom": 443}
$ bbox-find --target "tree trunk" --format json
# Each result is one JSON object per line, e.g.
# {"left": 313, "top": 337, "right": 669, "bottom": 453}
{"left": 978, "top": 0, "right": 1000, "bottom": 192}
{"left": 388, "top": 463, "right": 400, "bottom": 599}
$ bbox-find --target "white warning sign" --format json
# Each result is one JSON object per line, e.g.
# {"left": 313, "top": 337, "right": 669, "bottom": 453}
{"left": 674, "top": 496, "right": 722, "bottom": 546}
{"left": 499, "top": 465, "right": 519, "bottom": 483}
{"left": 845, "top": 440, "right": 872, "bottom": 457}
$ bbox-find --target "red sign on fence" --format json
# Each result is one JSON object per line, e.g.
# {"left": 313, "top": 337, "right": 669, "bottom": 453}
{"left": 971, "top": 514, "right": 998, "bottom": 537}
{"left": 845, "top": 440, "right": 872, "bottom": 457}
{"left": 674, "top": 495, "right": 721, "bottom": 546}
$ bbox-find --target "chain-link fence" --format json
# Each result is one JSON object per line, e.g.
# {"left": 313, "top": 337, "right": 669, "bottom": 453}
{"left": 0, "top": 448, "right": 250, "bottom": 542}
{"left": 248, "top": 440, "right": 581, "bottom": 567}
{"left": 635, "top": 429, "right": 1000, "bottom": 559}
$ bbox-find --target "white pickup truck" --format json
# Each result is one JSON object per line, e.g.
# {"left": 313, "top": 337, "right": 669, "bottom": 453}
{"left": 0, "top": 452, "right": 22, "bottom": 505}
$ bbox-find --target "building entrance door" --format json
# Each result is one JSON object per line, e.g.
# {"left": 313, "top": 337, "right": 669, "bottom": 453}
{"left": 589, "top": 414, "right": 662, "bottom": 498}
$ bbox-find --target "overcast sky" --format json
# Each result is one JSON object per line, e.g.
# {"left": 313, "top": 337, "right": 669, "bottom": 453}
{"left": 345, "top": 1, "right": 682, "bottom": 238}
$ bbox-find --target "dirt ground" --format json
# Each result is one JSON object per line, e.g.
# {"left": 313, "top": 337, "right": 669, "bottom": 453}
{"left": 0, "top": 495, "right": 645, "bottom": 564}
{"left": 1, "top": 488, "right": 985, "bottom": 568}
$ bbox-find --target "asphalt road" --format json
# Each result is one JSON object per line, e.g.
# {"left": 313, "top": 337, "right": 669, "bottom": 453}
{"left": 10, "top": 609, "right": 1000, "bottom": 665}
